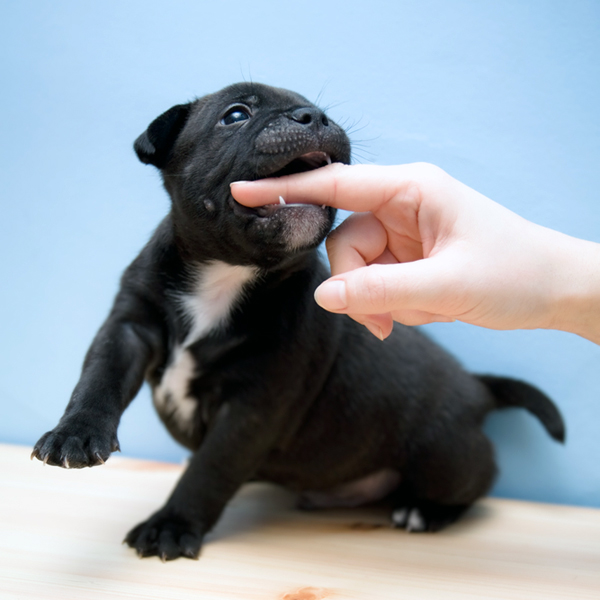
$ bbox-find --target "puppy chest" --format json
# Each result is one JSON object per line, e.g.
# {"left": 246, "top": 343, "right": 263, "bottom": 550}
{"left": 153, "top": 260, "right": 259, "bottom": 435}
{"left": 153, "top": 347, "right": 199, "bottom": 433}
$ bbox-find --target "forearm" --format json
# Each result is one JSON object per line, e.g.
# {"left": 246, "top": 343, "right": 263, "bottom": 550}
{"left": 33, "top": 310, "right": 164, "bottom": 467}
{"left": 64, "top": 320, "right": 158, "bottom": 418}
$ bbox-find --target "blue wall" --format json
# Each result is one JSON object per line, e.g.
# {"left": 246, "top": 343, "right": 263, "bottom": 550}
{"left": 1, "top": 1, "right": 599, "bottom": 507}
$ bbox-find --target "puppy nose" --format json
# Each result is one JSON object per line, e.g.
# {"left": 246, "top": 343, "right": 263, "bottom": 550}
{"left": 290, "top": 107, "right": 329, "bottom": 127}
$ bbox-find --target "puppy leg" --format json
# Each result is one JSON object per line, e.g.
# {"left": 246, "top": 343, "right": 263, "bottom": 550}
{"left": 392, "top": 432, "right": 496, "bottom": 532}
{"left": 32, "top": 292, "right": 163, "bottom": 468}
{"left": 125, "top": 401, "right": 280, "bottom": 560}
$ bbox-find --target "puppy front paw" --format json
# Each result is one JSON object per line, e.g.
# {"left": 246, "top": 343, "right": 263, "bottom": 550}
{"left": 31, "top": 421, "right": 119, "bottom": 468}
{"left": 124, "top": 510, "right": 204, "bottom": 561}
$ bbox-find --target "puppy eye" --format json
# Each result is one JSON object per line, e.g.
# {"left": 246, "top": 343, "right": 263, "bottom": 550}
{"left": 221, "top": 106, "right": 251, "bottom": 125}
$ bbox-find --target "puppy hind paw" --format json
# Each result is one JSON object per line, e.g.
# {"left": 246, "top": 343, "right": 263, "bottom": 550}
{"left": 391, "top": 507, "right": 426, "bottom": 532}
{"left": 391, "top": 502, "right": 469, "bottom": 533}
{"left": 391, "top": 507, "right": 408, "bottom": 528}
{"left": 125, "top": 512, "right": 203, "bottom": 561}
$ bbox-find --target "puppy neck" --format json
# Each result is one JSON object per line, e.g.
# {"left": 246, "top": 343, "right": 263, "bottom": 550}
{"left": 178, "top": 260, "right": 259, "bottom": 347}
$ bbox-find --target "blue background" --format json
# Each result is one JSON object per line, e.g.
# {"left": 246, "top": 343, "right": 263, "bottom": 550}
{"left": 1, "top": 1, "right": 599, "bottom": 507}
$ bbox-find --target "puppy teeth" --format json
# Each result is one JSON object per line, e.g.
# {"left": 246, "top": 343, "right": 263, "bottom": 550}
{"left": 326, "top": 155, "right": 332, "bottom": 165}
{"left": 279, "top": 196, "right": 286, "bottom": 205}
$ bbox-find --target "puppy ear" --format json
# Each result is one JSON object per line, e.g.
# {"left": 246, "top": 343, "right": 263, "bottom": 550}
{"left": 134, "top": 103, "right": 192, "bottom": 168}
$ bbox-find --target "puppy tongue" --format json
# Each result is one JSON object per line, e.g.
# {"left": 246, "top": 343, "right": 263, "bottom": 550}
{"left": 299, "top": 151, "right": 332, "bottom": 169}
{"left": 253, "top": 152, "right": 332, "bottom": 214}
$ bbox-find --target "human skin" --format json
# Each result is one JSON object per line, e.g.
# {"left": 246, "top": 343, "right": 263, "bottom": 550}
{"left": 230, "top": 163, "right": 600, "bottom": 345}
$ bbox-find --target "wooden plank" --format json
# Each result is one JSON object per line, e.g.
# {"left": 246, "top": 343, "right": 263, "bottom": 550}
{"left": 1, "top": 443, "right": 599, "bottom": 599}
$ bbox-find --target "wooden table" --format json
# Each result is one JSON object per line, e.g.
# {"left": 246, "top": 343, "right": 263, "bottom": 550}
{"left": 1, "top": 443, "right": 599, "bottom": 599}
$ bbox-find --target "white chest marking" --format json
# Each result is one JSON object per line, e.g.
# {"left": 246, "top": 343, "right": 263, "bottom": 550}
{"left": 154, "top": 261, "right": 259, "bottom": 432}
{"left": 179, "top": 261, "right": 259, "bottom": 346}
{"left": 154, "top": 347, "right": 198, "bottom": 428}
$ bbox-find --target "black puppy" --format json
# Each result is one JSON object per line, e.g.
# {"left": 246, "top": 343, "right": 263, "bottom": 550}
{"left": 32, "top": 83, "right": 565, "bottom": 561}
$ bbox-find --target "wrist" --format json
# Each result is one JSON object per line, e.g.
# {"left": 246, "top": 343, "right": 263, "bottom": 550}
{"left": 544, "top": 231, "right": 600, "bottom": 344}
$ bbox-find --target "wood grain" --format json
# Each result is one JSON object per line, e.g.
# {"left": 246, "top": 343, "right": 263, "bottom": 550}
{"left": 1, "top": 443, "right": 599, "bottom": 599}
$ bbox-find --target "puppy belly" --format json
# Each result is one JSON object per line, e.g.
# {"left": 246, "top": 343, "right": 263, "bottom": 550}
{"left": 153, "top": 347, "right": 198, "bottom": 440}
{"left": 298, "top": 468, "right": 401, "bottom": 509}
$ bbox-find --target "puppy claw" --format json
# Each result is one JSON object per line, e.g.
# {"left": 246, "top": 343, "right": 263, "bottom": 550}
{"left": 279, "top": 195, "right": 286, "bottom": 205}
{"left": 30, "top": 450, "right": 37, "bottom": 461}
{"left": 406, "top": 508, "right": 426, "bottom": 532}
{"left": 63, "top": 457, "right": 70, "bottom": 469}
{"left": 95, "top": 452, "right": 105, "bottom": 465}
{"left": 391, "top": 507, "right": 408, "bottom": 528}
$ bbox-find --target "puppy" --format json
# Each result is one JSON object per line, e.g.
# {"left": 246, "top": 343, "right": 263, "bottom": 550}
{"left": 32, "top": 83, "right": 565, "bottom": 561}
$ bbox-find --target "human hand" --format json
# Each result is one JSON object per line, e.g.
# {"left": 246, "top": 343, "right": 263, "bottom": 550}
{"left": 231, "top": 163, "right": 600, "bottom": 343}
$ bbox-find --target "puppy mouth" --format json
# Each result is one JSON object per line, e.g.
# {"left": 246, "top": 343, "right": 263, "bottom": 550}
{"left": 235, "top": 151, "right": 333, "bottom": 218}
{"left": 267, "top": 150, "right": 332, "bottom": 178}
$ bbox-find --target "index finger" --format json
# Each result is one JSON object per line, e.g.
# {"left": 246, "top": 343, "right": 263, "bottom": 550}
{"left": 230, "top": 163, "right": 418, "bottom": 212}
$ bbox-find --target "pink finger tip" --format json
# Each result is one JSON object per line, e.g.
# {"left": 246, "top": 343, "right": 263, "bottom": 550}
{"left": 314, "top": 280, "right": 347, "bottom": 311}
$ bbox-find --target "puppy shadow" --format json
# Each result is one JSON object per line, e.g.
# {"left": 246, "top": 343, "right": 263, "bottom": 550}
{"left": 205, "top": 482, "right": 493, "bottom": 544}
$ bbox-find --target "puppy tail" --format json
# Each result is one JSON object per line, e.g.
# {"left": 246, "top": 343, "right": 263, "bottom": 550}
{"left": 478, "top": 375, "right": 566, "bottom": 443}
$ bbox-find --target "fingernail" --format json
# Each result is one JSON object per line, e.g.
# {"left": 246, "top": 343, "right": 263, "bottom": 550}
{"left": 314, "top": 280, "right": 347, "bottom": 310}
{"left": 365, "top": 323, "right": 384, "bottom": 340}
{"left": 229, "top": 180, "right": 252, "bottom": 187}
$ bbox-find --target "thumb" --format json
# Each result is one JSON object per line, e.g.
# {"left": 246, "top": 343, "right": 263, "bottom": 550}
{"left": 314, "top": 260, "right": 452, "bottom": 317}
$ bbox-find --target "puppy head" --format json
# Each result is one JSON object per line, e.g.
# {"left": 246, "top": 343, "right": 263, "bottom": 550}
{"left": 134, "top": 83, "right": 351, "bottom": 269}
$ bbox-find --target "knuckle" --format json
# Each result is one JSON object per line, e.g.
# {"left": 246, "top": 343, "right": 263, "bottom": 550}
{"left": 327, "top": 162, "right": 346, "bottom": 205}
{"left": 403, "top": 163, "right": 450, "bottom": 203}
{"left": 393, "top": 309, "right": 435, "bottom": 327}
{"left": 325, "top": 225, "right": 341, "bottom": 248}
{"left": 359, "top": 267, "right": 390, "bottom": 309}
{"left": 325, "top": 218, "right": 348, "bottom": 250}
{"left": 324, "top": 235, "right": 338, "bottom": 263}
